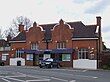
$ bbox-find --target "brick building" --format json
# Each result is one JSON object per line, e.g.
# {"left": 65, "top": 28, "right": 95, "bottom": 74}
{"left": 0, "top": 39, "right": 10, "bottom": 65}
{"left": 0, "top": 16, "right": 103, "bottom": 69}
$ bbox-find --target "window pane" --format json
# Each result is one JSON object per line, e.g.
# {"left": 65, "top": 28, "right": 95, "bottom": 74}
{"left": 62, "top": 54, "right": 70, "bottom": 61}
{"left": 27, "top": 54, "right": 33, "bottom": 60}
{"left": 82, "top": 52, "right": 85, "bottom": 59}
{"left": 56, "top": 42, "right": 60, "bottom": 49}
{"left": 56, "top": 42, "right": 66, "bottom": 49}
{"left": 2, "top": 55, "right": 7, "bottom": 61}
{"left": 43, "top": 54, "right": 51, "bottom": 60}
{"left": 86, "top": 52, "right": 88, "bottom": 59}
{"left": 31, "top": 43, "right": 38, "bottom": 50}
{"left": 59, "top": 54, "right": 62, "bottom": 61}
{"left": 63, "top": 42, "right": 66, "bottom": 48}
{"left": 78, "top": 52, "right": 81, "bottom": 59}
{"left": 78, "top": 48, "right": 88, "bottom": 59}
{"left": 15, "top": 50, "right": 22, "bottom": 58}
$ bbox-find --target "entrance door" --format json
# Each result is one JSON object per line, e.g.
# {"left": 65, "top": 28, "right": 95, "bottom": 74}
{"left": 33, "top": 54, "right": 39, "bottom": 66}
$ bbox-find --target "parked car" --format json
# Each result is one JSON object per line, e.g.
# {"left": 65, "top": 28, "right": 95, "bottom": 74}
{"left": 0, "top": 60, "right": 5, "bottom": 66}
{"left": 39, "top": 58, "right": 61, "bottom": 68}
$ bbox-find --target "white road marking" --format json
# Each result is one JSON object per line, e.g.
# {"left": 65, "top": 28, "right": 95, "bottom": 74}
{"left": 2, "top": 78, "right": 11, "bottom": 82}
{"left": 82, "top": 70, "right": 87, "bottom": 72}
{"left": 4, "top": 77, "right": 24, "bottom": 82}
{"left": 51, "top": 77, "right": 68, "bottom": 82}
{"left": 5, "top": 75, "right": 26, "bottom": 78}
{"left": 69, "top": 80, "right": 76, "bottom": 82}
{"left": 26, "top": 79, "right": 51, "bottom": 82}
{"left": 93, "top": 77, "right": 98, "bottom": 79}
{"left": 44, "top": 68, "right": 87, "bottom": 72}
{"left": 75, "top": 75, "right": 98, "bottom": 79}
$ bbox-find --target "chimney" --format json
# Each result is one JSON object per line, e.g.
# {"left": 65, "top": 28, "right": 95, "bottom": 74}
{"left": 7, "top": 35, "right": 12, "bottom": 41}
{"left": 96, "top": 16, "right": 102, "bottom": 54}
{"left": 96, "top": 16, "right": 101, "bottom": 27}
{"left": 96, "top": 16, "right": 101, "bottom": 36}
{"left": 19, "top": 22, "right": 24, "bottom": 32}
{"left": 33, "top": 22, "right": 37, "bottom": 27}
{"left": 59, "top": 19, "right": 64, "bottom": 25}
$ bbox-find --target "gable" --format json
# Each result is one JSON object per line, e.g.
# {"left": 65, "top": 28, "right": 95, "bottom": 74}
{"left": 52, "top": 20, "right": 73, "bottom": 41}
{"left": 27, "top": 25, "right": 44, "bottom": 42}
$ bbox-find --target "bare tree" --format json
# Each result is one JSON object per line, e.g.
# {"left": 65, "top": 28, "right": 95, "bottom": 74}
{"left": 2, "top": 26, "right": 16, "bottom": 39}
{"left": 2, "top": 16, "right": 32, "bottom": 39}
{"left": 13, "top": 16, "right": 32, "bottom": 30}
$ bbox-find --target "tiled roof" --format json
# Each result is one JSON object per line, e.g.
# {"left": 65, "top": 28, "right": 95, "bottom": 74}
{"left": 11, "top": 21, "right": 98, "bottom": 41}
{"left": 67, "top": 22, "right": 98, "bottom": 38}
{"left": 86, "top": 25, "right": 98, "bottom": 38}
{"left": 41, "top": 22, "right": 98, "bottom": 40}
{"left": 40, "top": 24, "right": 56, "bottom": 41}
{"left": 11, "top": 31, "right": 26, "bottom": 41}
{"left": 0, "top": 39, "right": 9, "bottom": 47}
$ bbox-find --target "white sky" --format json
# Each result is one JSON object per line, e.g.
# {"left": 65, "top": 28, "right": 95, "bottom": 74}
{"left": 0, "top": 0, "right": 110, "bottom": 48}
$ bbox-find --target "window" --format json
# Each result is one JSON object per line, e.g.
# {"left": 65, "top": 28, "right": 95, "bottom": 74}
{"left": 15, "top": 50, "right": 22, "bottom": 58}
{"left": 2, "top": 53, "right": 9, "bottom": 61}
{"left": 31, "top": 43, "right": 39, "bottom": 50}
{"left": 56, "top": 42, "right": 66, "bottom": 49}
{"left": 78, "top": 48, "right": 88, "bottom": 59}
{"left": 62, "top": 54, "right": 71, "bottom": 61}
{"left": 43, "top": 54, "right": 51, "bottom": 60}
{"left": 26, "top": 54, "right": 33, "bottom": 60}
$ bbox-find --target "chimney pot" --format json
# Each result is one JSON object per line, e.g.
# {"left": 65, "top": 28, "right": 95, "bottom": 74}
{"left": 33, "top": 22, "right": 37, "bottom": 27}
{"left": 59, "top": 19, "right": 64, "bottom": 25}
{"left": 7, "top": 35, "right": 12, "bottom": 41}
{"left": 19, "top": 22, "right": 24, "bottom": 32}
{"left": 96, "top": 16, "right": 101, "bottom": 26}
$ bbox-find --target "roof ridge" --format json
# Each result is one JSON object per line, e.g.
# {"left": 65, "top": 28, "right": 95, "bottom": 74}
{"left": 66, "top": 21, "right": 82, "bottom": 23}
{"left": 39, "top": 23, "right": 57, "bottom": 26}
{"left": 86, "top": 24, "right": 97, "bottom": 26}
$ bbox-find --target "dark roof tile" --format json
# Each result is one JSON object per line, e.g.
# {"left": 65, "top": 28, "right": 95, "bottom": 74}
{"left": 40, "top": 24, "right": 56, "bottom": 41}
{"left": 11, "top": 31, "right": 26, "bottom": 41}
{"left": 11, "top": 21, "right": 98, "bottom": 41}
{"left": 67, "top": 22, "right": 98, "bottom": 38}
{"left": 0, "top": 39, "right": 9, "bottom": 47}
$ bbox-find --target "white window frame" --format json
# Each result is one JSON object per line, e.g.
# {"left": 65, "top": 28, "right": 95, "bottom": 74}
{"left": 31, "top": 43, "right": 39, "bottom": 50}
{"left": 78, "top": 48, "right": 88, "bottom": 59}
{"left": 2, "top": 53, "right": 9, "bottom": 61}
{"left": 15, "top": 50, "right": 22, "bottom": 58}
{"left": 57, "top": 42, "right": 66, "bottom": 49}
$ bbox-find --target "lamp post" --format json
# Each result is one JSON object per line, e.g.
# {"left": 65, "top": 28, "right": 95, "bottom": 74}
{"left": 46, "top": 41, "right": 49, "bottom": 49}
{"left": 46, "top": 40, "right": 50, "bottom": 49}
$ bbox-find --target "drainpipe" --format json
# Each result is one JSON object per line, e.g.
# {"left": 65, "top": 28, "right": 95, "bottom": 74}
{"left": 46, "top": 41, "right": 49, "bottom": 49}
{"left": 96, "top": 16, "right": 102, "bottom": 69}
{"left": 96, "top": 39, "right": 99, "bottom": 69}
{"left": 96, "top": 16, "right": 102, "bottom": 53}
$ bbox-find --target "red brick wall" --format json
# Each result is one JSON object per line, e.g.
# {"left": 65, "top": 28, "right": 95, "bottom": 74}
{"left": 60, "top": 61, "right": 72, "bottom": 67}
{"left": 51, "top": 21, "right": 73, "bottom": 49}
{"left": 72, "top": 39, "right": 98, "bottom": 59}
{"left": 72, "top": 40, "right": 97, "bottom": 48}
{"left": 10, "top": 42, "right": 26, "bottom": 57}
{"left": 25, "top": 61, "right": 33, "bottom": 66}
{"left": 26, "top": 26, "right": 45, "bottom": 50}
